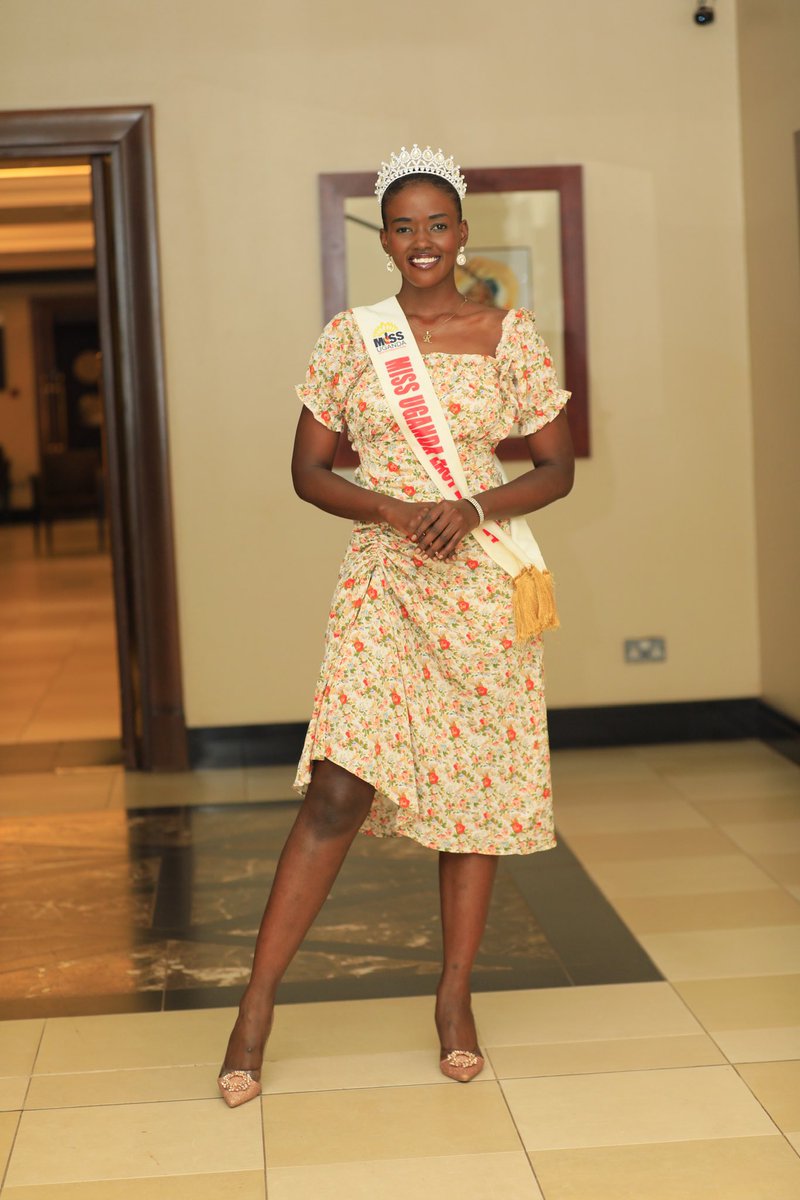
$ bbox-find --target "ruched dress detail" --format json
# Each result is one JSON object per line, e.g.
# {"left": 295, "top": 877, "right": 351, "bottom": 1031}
{"left": 293, "top": 307, "right": 569, "bottom": 855}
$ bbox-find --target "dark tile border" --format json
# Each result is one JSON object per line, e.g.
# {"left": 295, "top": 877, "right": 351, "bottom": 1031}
{"left": 505, "top": 839, "right": 662, "bottom": 987}
{"left": 187, "top": 699, "right": 800, "bottom": 768}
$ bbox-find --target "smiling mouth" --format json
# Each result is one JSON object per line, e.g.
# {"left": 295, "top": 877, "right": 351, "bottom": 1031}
{"left": 408, "top": 255, "right": 441, "bottom": 269}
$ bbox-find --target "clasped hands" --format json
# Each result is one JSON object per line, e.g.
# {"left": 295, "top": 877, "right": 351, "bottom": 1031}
{"left": 386, "top": 497, "right": 481, "bottom": 561}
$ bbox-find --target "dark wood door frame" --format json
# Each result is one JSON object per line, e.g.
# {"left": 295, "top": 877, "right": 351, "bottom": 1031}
{"left": 0, "top": 106, "right": 188, "bottom": 770}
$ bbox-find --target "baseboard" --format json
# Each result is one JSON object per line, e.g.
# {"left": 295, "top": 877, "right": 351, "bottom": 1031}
{"left": 188, "top": 697, "right": 800, "bottom": 769}
{"left": 187, "top": 722, "right": 308, "bottom": 769}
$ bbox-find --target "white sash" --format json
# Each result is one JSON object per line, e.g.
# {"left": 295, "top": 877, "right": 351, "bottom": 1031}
{"left": 351, "top": 296, "right": 559, "bottom": 639}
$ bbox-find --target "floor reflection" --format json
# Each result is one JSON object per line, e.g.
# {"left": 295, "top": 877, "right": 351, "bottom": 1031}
{"left": 0, "top": 800, "right": 660, "bottom": 1018}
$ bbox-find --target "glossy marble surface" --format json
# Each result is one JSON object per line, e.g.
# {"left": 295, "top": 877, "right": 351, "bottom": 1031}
{"left": 0, "top": 739, "right": 798, "bottom": 1196}
{"left": 0, "top": 782, "right": 655, "bottom": 1019}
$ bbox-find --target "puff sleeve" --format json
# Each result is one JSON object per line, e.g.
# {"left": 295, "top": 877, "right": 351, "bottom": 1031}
{"left": 499, "top": 309, "right": 571, "bottom": 437}
{"left": 295, "top": 310, "right": 367, "bottom": 432}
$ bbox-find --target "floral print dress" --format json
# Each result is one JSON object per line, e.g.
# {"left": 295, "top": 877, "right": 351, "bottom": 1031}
{"left": 293, "top": 307, "right": 570, "bottom": 855}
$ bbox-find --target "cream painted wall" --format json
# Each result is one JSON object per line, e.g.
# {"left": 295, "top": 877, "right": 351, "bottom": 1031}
{"left": 737, "top": 0, "right": 800, "bottom": 723}
{"left": 1, "top": 1, "right": 760, "bottom": 724}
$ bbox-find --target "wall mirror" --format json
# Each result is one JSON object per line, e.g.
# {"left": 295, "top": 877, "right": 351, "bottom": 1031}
{"left": 319, "top": 165, "right": 589, "bottom": 463}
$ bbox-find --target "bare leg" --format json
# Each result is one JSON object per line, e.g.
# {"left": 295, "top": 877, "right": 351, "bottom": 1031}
{"left": 222, "top": 760, "right": 375, "bottom": 1074}
{"left": 435, "top": 851, "right": 499, "bottom": 1055}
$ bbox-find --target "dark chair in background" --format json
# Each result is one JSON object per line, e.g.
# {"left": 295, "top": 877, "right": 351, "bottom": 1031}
{"left": 30, "top": 449, "right": 106, "bottom": 553}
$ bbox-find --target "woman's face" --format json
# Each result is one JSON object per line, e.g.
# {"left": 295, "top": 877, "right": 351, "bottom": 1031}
{"left": 380, "top": 180, "right": 467, "bottom": 289}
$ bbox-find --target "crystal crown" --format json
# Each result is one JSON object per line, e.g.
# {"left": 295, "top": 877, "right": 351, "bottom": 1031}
{"left": 375, "top": 144, "right": 467, "bottom": 203}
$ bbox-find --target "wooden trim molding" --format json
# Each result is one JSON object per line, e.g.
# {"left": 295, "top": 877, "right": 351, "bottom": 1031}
{"left": 0, "top": 107, "right": 188, "bottom": 769}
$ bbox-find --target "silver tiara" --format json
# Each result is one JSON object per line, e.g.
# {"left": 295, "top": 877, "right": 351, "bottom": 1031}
{"left": 375, "top": 144, "right": 467, "bottom": 203}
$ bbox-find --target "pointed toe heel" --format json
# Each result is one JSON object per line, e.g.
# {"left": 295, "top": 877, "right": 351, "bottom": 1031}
{"left": 439, "top": 1050, "right": 485, "bottom": 1083}
{"left": 217, "top": 1068, "right": 262, "bottom": 1108}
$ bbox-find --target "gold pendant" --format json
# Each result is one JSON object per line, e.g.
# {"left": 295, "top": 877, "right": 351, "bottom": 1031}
{"left": 423, "top": 330, "right": 432, "bottom": 343}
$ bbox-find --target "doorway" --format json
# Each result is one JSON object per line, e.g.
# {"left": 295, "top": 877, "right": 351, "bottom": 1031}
{"left": 0, "top": 108, "right": 187, "bottom": 771}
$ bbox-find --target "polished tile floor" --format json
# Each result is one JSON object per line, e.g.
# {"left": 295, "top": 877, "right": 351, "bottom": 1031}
{"left": 0, "top": 521, "right": 120, "bottom": 746}
{"left": 1, "top": 738, "right": 799, "bottom": 1196}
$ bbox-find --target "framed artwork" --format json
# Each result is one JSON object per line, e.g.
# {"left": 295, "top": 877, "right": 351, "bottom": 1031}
{"left": 319, "top": 164, "right": 589, "bottom": 463}
{"left": 456, "top": 245, "right": 533, "bottom": 309}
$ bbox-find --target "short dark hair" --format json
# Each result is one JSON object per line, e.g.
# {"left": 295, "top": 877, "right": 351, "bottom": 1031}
{"left": 380, "top": 172, "right": 463, "bottom": 228}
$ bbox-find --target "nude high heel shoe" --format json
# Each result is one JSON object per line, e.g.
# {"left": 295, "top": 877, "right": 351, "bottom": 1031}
{"left": 439, "top": 1049, "right": 485, "bottom": 1083}
{"left": 217, "top": 1067, "right": 262, "bottom": 1108}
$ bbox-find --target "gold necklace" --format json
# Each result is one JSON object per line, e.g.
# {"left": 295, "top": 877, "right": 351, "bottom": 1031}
{"left": 417, "top": 295, "right": 468, "bottom": 343}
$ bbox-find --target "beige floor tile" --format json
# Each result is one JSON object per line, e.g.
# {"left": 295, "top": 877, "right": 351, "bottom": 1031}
{"left": 637, "top": 739, "right": 785, "bottom": 769}
{"left": 530, "top": 1135, "right": 800, "bottom": 1200}
{"left": 0, "top": 1076, "right": 28, "bottom": 1110}
{"left": 109, "top": 768, "right": 246, "bottom": 809}
{"left": 20, "top": 718, "right": 120, "bottom": 741}
{"left": 26, "top": 1064, "right": 218, "bottom": 1109}
{"left": 695, "top": 794, "right": 800, "bottom": 825}
{"left": 0, "top": 771, "right": 116, "bottom": 809}
{"left": 0, "top": 1020, "right": 45, "bottom": 1075}
{"left": 487, "top": 1033, "right": 726, "bottom": 1079}
{"left": 33, "top": 999, "right": 439, "bottom": 1077}
{"left": 268, "top": 995, "right": 439, "bottom": 1059}
{"left": 565, "top": 827, "right": 738, "bottom": 861}
{"left": 674, "top": 974, "right": 800, "bottom": 1030}
{"left": 0, "top": 790, "right": 113, "bottom": 816}
{"left": 754, "top": 852, "right": 800, "bottom": 886}
{"left": 737, "top": 1060, "right": 800, "bottom": 1131}
{"left": 640, "top": 925, "right": 800, "bottom": 980}
{"left": 612, "top": 889, "right": 800, "bottom": 933}
{"left": 33, "top": 1009, "right": 235, "bottom": 1074}
{"left": 262, "top": 1081, "right": 520, "bottom": 1167}
{"left": 503, "top": 1065, "right": 777, "bottom": 1151}
{"left": 552, "top": 778, "right": 682, "bottom": 805}
{"left": 262, "top": 1048, "right": 472, "bottom": 1095}
{"left": 585, "top": 853, "right": 778, "bottom": 897}
{"left": 472, "top": 983, "right": 702, "bottom": 1046}
{"left": 0, "top": 1109, "right": 20, "bottom": 1175}
{"left": 665, "top": 767, "right": 800, "bottom": 801}
{"left": 551, "top": 748, "right": 659, "bottom": 780}
{"left": 267, "top": 1152, "right": 542, "bottom": 1199}
{"left": 554, "top": 799, "right": 709, "bottom": 836}
{"left": 243, "top": 765, "right": 299, "bottom": 803}
{"left": 723, "top": 820, "right": 800, "bottom": 855}
{"left": 787, "top": 1131, "right": 800, "bottom": 1153}
{"left": 0, "top": 717, "right": 26, "bottom": 740}
{"left": 713, "top": 1027, "right": 800, "bottom": 1063}
{"left": 5, "top": 1098, "right": 263, "bottom": 1186}
{"left": 0, "top": 1171, "right": 266, "bottom": 1198}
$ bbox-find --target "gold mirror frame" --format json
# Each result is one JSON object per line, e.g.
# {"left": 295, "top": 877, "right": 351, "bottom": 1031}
{"left": 319, "top": 164, "right": 589, "bottom": 462}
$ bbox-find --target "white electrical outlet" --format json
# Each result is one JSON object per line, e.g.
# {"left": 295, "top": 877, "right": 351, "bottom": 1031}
{"left": 624, "top": 637, "right": 666, "bottom": 663}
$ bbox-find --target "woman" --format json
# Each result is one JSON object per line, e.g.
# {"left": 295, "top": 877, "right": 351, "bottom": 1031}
{"left": 218, "top": 145, "right": 574, "bottom": 1107}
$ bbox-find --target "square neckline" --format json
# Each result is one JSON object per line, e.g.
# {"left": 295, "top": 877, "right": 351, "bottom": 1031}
{"left": 419, "top": 307, "right": 516, "bottom": 363}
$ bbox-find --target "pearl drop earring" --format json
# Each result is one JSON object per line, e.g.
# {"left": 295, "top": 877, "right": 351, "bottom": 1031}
{"left": 386, "top": 256, "right": 395, "bottom": 273}
{"left": 456, "top": 247, "right": 467, "bottom": 267}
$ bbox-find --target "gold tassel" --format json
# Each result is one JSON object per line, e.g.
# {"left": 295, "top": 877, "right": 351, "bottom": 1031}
{"left": 512, "top": 565, "right": 559, "bottom": 642}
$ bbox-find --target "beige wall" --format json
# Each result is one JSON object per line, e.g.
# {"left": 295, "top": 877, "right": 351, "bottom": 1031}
{"left": 737, "top": 0, "right": 800, "bottom": 723}
{"left": 1, "top": 1, "right": 762, "bottom": 725}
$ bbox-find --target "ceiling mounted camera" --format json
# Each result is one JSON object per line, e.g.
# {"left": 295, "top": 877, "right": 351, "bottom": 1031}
{"left": 694, "top": 4, "right": 715, "bottom": 24}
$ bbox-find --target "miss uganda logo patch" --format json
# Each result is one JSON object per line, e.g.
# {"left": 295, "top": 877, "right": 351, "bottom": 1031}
{"left": 371, "top": 321, "right": 406, "bottom": 353}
